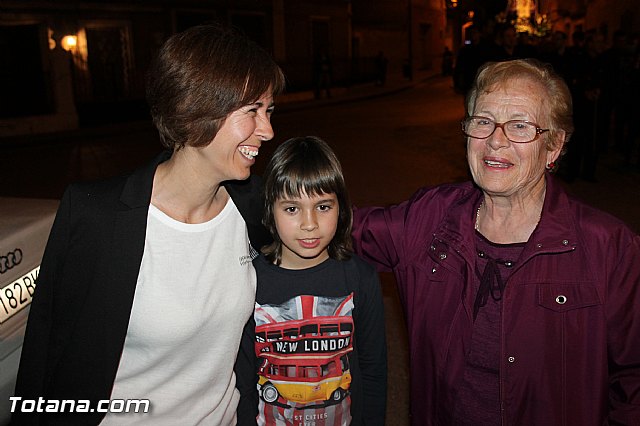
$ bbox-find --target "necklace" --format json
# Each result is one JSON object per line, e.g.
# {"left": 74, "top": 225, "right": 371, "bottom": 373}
{"left": 474, "top": 200, "right": 543, "bottom": 235}
{"left": 474, "top": 201, "right": 482, "bottom": 231}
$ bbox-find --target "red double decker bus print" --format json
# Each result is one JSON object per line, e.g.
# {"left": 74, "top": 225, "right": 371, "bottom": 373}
{"left": 254, "top": 293, "right": 354, "bottom": 410}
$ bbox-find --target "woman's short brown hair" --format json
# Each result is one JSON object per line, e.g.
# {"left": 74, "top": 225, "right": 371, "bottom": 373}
{"left": 465, "top": 58, "right": 574, "bottom": 152}
{"left": 146, "top": 22, "right": 285, "bottom": 150}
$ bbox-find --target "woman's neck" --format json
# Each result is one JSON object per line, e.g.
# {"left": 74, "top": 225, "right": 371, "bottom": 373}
{"left": 151, "top": 152, "right": 228, "bottom": 224}
{"left": 476, "top": 185, "right": 546, "bottom": 244}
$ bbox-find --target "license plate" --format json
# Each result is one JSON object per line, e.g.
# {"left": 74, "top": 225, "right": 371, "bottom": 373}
{"left": 0, "top": 266, "right": 38, "bottom": 324}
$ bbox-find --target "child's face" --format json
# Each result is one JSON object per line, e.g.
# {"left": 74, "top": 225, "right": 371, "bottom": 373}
{"left": 274, "top": 191, "right": 339, "bottom": 269}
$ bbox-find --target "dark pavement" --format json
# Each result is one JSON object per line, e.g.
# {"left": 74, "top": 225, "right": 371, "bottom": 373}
{"left": 1, "top": 71, "right": 639, "bottom": 426}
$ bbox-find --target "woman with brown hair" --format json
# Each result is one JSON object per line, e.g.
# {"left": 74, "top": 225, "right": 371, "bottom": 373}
{"left": 13, "top": 23, "right": 285, "bottom": 425}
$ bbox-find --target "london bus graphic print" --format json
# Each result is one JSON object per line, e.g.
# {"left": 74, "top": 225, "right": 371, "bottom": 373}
{"left": 254, "top": 293, "right": 355, "bottom": 425}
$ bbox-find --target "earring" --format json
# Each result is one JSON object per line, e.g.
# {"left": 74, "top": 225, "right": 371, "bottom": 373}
{"left": 546, "top": 161, "right": 555, "bottom": 170}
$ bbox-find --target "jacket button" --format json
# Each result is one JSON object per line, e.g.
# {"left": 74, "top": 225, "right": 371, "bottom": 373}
{"left": 439, "top": 253, "right": 447, "bottom": 260}
{"left": 432, "top": 267, "right": 437, "bottom": 273}
{"left": 562, "top": 239, "right": 569, "bottom": 245}
{"left": 555, "top": 295, "right": 567, "bottom": 304}
{"left": 508, "top": 356, "right": 515, "bottom": 363}
{"left": 536, "top": 243, "right": 543, "bottom": 248}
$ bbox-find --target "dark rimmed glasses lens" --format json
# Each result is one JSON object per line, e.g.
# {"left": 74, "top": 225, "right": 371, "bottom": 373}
{"left": 461, "top": 116, "right": 549, "bottom": 143}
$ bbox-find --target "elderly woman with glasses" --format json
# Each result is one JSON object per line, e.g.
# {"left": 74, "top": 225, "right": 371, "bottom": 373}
{"left": 352, "top": 58, "right": 640, "bottom": 425}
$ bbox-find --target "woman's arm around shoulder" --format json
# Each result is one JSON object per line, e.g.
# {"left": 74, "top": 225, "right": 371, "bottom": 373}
{"left": 351, "top": 182, "right": 474, "bottom": 272}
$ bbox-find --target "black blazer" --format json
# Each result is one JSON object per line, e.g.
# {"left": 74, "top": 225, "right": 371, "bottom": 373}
{"left": 12, "top": 151, "right": 271, "bottom": 425}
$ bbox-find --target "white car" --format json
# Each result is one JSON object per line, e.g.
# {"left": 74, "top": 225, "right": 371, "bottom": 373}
{"left": 0, "top": 198, "right": 58, "bottom": 425}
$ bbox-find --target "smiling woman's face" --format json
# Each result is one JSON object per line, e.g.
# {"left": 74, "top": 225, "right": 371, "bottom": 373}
{"left": 195, "top": 92, "right": 275, "bottom": 182}
{"left": 466, "top": 77, "right": 562, "bottom": 199}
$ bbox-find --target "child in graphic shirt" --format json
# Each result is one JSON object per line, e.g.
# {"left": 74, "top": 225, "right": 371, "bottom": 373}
{"left": 235, "top": 136, "right": 387, "bottom": 425}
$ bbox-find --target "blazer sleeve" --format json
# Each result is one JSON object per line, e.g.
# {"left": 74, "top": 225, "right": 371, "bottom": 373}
{"left": 13, "top": 187, "right": 73, "bottom": 415}
{"left": 605, "top": 233, "right": 640, "bottom": 424}
{"left": 225, "top": 175, "right": 272, "bottom": 252}
{"left": 235, "top": 316, "right": 259, "bottom": 426}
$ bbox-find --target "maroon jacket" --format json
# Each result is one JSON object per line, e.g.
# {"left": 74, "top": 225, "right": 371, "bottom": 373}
{"left": 353, "top": 175, "right": 640, "bottom": 426}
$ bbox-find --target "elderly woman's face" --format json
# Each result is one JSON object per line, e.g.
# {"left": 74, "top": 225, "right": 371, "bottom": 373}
{"left": 466, "top": 77, "right": 562, "bottom": 199}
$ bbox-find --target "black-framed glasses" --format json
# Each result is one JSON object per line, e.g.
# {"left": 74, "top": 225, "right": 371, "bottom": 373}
{"left": 461, "top": 116, "right": 549, "bottom": 143}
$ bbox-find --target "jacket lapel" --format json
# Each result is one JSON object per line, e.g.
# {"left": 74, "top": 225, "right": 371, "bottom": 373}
{"left": 99, "top": 151, "right": 170, "bottom": 384}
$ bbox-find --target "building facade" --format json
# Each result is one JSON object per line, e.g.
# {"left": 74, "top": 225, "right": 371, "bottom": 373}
{"left": 0, "top": 0, "right": 352, "bottom": 135}
{"left": 1, "top": 0, "right": 637, "bottom": 137}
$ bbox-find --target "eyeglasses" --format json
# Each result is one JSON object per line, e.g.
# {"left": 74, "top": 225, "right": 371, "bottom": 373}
{"left": 461, "top": 116, "right": 549, "bottom": 143}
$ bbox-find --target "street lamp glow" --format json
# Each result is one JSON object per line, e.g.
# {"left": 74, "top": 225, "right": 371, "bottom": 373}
{"left": 60, "top": 35, "right": 77, "bottom": 51}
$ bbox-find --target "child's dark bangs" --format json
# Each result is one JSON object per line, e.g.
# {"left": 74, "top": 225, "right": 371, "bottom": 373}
{"left": 279, "top": 162, "right": 339, "bottom": 199}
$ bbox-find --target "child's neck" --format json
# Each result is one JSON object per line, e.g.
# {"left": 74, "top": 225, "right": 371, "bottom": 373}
{"left": 278, "top": 251, "right": 330, "bottom": 270}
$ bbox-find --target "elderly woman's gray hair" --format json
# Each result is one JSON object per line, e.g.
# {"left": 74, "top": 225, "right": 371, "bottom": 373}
{"left": 465, "top": 58, "right": 574, "bottom": 152}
